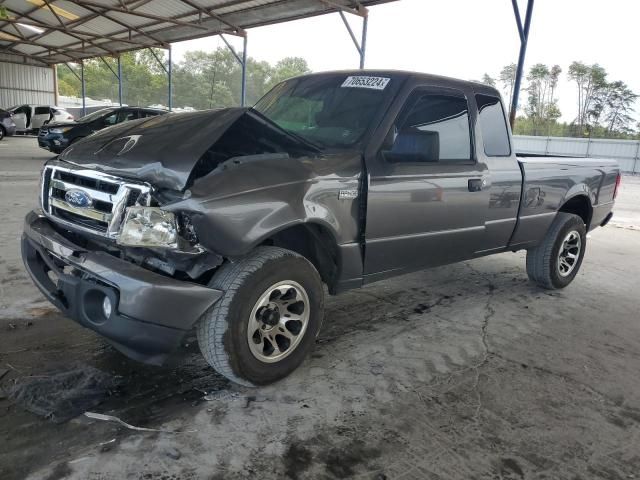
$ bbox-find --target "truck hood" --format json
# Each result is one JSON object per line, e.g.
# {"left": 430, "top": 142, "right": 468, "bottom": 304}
{"left": 58, "top": 108, "right": 248, "bottom": 191}
{"left": 45, "top": 120, "right": 79, "bottom": 129}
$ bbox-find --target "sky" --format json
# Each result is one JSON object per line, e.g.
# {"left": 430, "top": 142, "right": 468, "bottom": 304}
{"left": 172, "top": 0, "right": 640, "bottom": 124}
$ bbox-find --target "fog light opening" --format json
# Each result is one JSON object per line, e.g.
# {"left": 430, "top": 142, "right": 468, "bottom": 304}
{"left": 83, "top": 289, "right": 114, "bottom": 325}
{"left": 102, "top": 296, "right": 113, "bottom": 319}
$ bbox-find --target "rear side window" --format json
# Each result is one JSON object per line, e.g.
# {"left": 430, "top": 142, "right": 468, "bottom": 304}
{"left": 388, "top": 93, "right": 472, "bottom": 163}
{"left": 476, "top": 94, "right": 511, "bottom": 156}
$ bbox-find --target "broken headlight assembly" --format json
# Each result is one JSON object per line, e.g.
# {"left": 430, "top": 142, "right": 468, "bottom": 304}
{"left": 117, "top": 207, "right": 178, "bottom": 248}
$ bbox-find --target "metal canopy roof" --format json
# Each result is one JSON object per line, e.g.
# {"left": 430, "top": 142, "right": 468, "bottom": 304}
{"left": 0, "top": 0, "right": 397, "bottom": 66}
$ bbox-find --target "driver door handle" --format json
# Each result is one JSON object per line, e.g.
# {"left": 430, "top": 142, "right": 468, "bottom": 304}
{"left": 468, "top": 178, "right": 487, "bottom": 192}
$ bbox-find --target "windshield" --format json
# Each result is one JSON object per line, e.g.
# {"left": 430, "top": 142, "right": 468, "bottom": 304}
{"left": 77, "top": 108, "right": 117, "bottom": 122}
{"left": 253, "top": 74, "right": 394, "bottom": 148}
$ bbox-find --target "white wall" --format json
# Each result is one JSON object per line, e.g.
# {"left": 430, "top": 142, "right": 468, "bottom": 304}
{"left": 0, "top": 54, "right": 55, "bottom": 108}
{"left": 514, "top": 135, "right": 640, "bottom": 174}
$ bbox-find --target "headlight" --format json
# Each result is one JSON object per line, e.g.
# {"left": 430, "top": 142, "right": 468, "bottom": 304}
{"left": 50, "top": 126, "right": 73, "bottom": 134}
{"left": 117, "top": 207, "right": 178, "bottom": 248}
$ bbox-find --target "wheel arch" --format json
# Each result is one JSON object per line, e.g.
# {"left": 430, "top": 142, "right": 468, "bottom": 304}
{"left": 260, "top": 221, "right": 341, "bottom": 293}
{"left": 558, "top": 193, "right": 593, "bottom": 229}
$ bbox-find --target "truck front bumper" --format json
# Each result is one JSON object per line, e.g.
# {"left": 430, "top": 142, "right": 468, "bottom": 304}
{"left": 21, "top": 210, "right": 223, "bottom": 365}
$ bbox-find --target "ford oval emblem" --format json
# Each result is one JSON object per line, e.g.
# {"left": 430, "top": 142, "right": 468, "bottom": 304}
{"left": 65, "top": 189, "right": 92, "bottom": 208}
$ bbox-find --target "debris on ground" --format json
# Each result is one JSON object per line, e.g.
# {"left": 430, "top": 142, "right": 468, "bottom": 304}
{"left": 164, "top": 447, "right": 181, "bottom": 460}
{"left": 84, "top": 412, "right": 196, "bottom": 434}
{"left": 98, "top": 438, "right": 117, "bottom": 452}
{"left": 203, "top": 390, "right": 241, "bottom": 402}
{"left": 8, "top": 365, "right": 119, "bottom": 423}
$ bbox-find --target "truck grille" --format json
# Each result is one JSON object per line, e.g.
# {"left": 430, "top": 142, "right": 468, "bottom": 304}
{"left": 42, "top": 165, "right": 151, "bottom": 238}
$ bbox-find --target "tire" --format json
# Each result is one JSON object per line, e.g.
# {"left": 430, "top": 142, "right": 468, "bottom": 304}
{"left": 0, "top": 126, "right": 5, "bottom": 141}
{"left": 526, "top": 212, "right": 587, "bottom": 289}
{"left": 197, "top": 246, "right": 324, "bottom": 386}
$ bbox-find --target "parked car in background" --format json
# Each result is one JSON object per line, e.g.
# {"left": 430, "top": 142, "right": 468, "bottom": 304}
{"left": 7, "top": 105, "right": 74, "bottom": 134}
{"left": 0, "top": 108, "right": 17, "bottom": 140}
{"left": 38, "top": 106, "right": 167, "bottom": 154}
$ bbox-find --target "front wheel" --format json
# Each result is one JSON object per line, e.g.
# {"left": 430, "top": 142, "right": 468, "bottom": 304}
{"left": 197, "top": 247, "right": 324, "bottom": 386}
{"left": 526, "top": 212, "right": 587, "bottom": 289}
{"left": 0, "top": 126, "right": 5, "bottom": 141}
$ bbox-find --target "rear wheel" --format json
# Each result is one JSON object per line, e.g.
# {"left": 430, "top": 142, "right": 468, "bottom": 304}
{"left": 197, "top": 247, "right": 324, "bottom": 386}
{"left": 526, "top": 212, "right": 587, "bottom": 289}
{"left": 0, "top": 126, "right": 5, "bottom": 141}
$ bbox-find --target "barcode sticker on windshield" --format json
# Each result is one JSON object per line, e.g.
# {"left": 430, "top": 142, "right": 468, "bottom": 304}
{"left": 341, "top": 76, "right": 390, "bottom": 90}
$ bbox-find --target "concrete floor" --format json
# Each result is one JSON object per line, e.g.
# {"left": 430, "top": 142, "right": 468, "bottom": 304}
{"left": 1, "top": 135, "right": 640, "bottom": 480}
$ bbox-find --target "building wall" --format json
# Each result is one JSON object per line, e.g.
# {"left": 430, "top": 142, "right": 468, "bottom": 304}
{"left": 0, "top": 55, "right": 55, "bottom": 109}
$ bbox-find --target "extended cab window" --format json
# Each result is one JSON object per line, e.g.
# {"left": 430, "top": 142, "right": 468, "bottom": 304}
{"left": 476, "top": 94, "right": 511, "bottom": 156}
{"left": 387, "top": 93, "right": 471, "bottom": 163}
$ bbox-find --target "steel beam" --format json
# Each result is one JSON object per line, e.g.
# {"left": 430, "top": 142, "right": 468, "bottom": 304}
{"left": 168, "top": 45, "right": 173, "bottom": 111}
{"left": 220, "top": 33, "right": 248, "bottom": 106}
{"left": 337, "top": 8, "right": 369, "bottom": 69}
{"left": 241, "top": 35, "right": 247, "bottom": 106}
{"left": 360, "top": 14, "right": 368, "bottom": 69}
{"left": 509, "top": 0, "right": 534, "bottom": 128}
{"left": 81, "top": 61, "right": 86, "bottom": 117}
{"left": 118, "top": 56, "right": 123, "bottom": 106}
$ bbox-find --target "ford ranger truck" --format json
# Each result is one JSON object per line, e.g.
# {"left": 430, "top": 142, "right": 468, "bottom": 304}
{"left": 21, "top": 71, "right": 620, "bottom": 386}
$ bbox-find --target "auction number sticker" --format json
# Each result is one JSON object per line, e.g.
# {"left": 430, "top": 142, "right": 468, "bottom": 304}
{"left": 341, "top": 76, "right": 390, "bottom": 90}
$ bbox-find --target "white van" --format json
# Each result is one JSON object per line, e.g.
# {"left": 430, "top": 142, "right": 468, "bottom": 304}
{"left": 8, "top": 105, "right": 75, "bottom": 134}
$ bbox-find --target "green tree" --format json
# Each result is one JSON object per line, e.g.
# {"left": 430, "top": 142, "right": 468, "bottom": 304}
{"left": 525, "top": 64, "right": 562, "bottom": 133}
{"left": 602, "top": 81, "right": 637, "bottom": 135}
{"left": 568, "top": 61, "right": 607, "bottom": 133}
{"left": 481, "top": 73, "right": 496, "bottom": 87}
{"left": 499, "top": 63, "right": 517, "bottom": 107}
{"left": 57, "top": 48, "right": 311, "bottom": 110}
{"left": 268, "top": 57, "right": 311, "bottom": 89}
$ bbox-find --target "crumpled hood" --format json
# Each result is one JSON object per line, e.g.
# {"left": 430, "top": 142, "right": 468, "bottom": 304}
{"left": 58, "top": 108, "right": 247, "bottom": 191}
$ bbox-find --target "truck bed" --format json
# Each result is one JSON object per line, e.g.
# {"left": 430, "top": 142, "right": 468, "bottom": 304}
{"left": 509, "top": 155, "right": 620, "bottom": 249}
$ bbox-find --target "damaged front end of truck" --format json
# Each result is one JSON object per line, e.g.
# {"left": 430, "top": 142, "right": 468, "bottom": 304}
{"left": 21, "top": 106, "right": 346, "bottom": 364}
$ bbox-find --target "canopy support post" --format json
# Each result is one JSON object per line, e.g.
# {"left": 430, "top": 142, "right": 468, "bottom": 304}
{"left": 117, "top": 56, "right": 123, "bottom": 106}
{"left": 80, "top": 60, "right": 86, "bottom": 117}
{"left": 509, "top": 0, "right": 534, "bottom": 128}
{"left": 220, "top": 33, "right": 248, "bottom": 106}
{"left": 168, "top": 45, "right": 172, "bottom": 111}
{"left": 336, "top": 6, "right": 368, "bottom": 69}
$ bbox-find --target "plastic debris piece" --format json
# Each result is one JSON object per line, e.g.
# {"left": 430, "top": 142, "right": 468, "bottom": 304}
{"left": 84, "top": 412, "right": 195, "bottom": 433}
{"left": 203, "top": 390, "right": 240, "bottom": 402}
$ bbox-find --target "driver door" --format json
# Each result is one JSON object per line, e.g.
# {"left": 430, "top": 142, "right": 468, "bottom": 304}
{"left": 364, "top": 86, "right": 490, "bottom": 281}
{"left": 12, "top": 106, "right": 28, "bottom": 131}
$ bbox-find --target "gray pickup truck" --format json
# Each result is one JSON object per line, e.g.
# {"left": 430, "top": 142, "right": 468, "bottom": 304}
{"left": 22, "top": 71, "right": 620, "bottom": 386}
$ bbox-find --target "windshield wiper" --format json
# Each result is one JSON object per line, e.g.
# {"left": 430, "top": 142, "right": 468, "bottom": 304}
{"left": 247, "top": 108, "right": 322, "bottom": 152}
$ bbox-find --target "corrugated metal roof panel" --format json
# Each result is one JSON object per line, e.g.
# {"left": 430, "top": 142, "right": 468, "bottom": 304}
{"left": 0, "top": 0, "right": 399, "bottom": 64}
